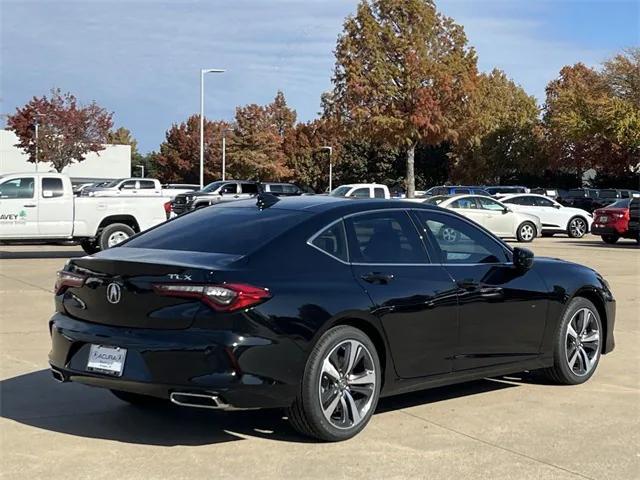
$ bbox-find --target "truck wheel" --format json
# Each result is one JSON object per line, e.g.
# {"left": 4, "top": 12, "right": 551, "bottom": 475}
{"left": 98, "top": 223, "right": 135, "bottom": 250}
{"left": 601, "top": 235, "right": 619, "bottom": 244}
{"left": 80, "top": 239, "right": 100, "bottom": 255}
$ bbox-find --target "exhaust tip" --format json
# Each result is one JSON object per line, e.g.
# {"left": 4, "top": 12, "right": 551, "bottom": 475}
{"left": 169, "top": 392, "right": 229, "bottom": 410}
{"left": 51, "top": 368, "right": 66, "bottom": 383}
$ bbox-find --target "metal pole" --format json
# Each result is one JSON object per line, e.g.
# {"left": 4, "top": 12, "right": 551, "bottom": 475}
{"left": 199, "top": 70, "right": 205, "bottom": 189}
{"left": 34, "top": 120, "right": 39, "bottom": 172}
{"left": 222, "top": 134, "right": 226, "bottom": 181}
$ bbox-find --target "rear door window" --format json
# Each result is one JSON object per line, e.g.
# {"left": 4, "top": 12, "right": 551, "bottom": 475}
{"left": 374, "top": 187, "right": 386, "bottom": 198}
{"left": 351, "top": 188, "right": 370, "bottom": 198}
{"left": 345, "top": 211, "right": 427, "bottom": 264}
{"left": 42, "top": 177, "right": 64, "bottom": 198}
{"left": 241, "top": 183, "right": 259, "bottom": 194}
{"left": 139, "top": 180, "right": 156, "bottom": 189}
{"left": 124, "top": 207, "right": 308, "bottom": 255}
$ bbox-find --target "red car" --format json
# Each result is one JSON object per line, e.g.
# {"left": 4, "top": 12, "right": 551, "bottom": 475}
{"left": 591, "top": 199, "right": 632, "bottom": 244}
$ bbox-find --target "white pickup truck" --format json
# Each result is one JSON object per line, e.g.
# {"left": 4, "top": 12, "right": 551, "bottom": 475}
{"left": 0, "top": 172, "right": 168, "bottom": 254}
{"left": 329, "top": 183, "right": 391, "bottom": 199}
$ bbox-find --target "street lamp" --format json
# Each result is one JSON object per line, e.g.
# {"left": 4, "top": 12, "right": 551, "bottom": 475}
{"left": 199, "top": 68, "right": 226, "bottom": 189}
{"left": 33, "top": 112, "right": 47, "bottom": 172}
{"left": 321, "top": 146, "right": 333, "bottom": 192}
{"left": 136, "top": 165, "right": 145, "bottom": 178}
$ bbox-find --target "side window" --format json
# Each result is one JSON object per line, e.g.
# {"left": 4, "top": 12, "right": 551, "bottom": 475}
{"left": 454, "top": 188, "right": 470, "bottom": 194}
{"left": 476, "top": 197, "right": 504, "bottom": 211}
{"left": 310, "top": 220, "right": 348, "bottom": 262}
{"left": 120, "top": 180, "right": 136, "bottom": 190}
{"left": 450, "top": 198, "right": 477, "bottom": 209}
{"left": 620, "top": 191, "right": 629, "bottom": 198}
{"left": 345, "top": 211, "right": 427, "bottom": 264}
{"left": 241, "top": 183, "right": 258, "bottom": 194}
{"left": 506, "top": 196, "right": 535, "bottom": 206}
{"left": 414, "top": 211, "right": 508, "bottom": 264}
{"left": 534, "top": 196, "right": 555, "bottom": 207}
{"left": 350, "top": 188, "right": 370, "bottom": 198}
{"left": 139, "top": 180, "right": 156, "bottom": 189}
{"left": 42, "top": 178, "right": 64, "bottom": 198}
{"left": 267, "top": 184, "right": 283, "bottom": 194}
{"left": 0, "top": 177, "right": 34, "bottom": 199}
{"left": 220, "top": 183, "right": 238, "bottom": 194}
{"left": 283, "top": 184, "right": 299, "bottom": 194}
{"left": 373, "top": 187, "right": 386, "bottom": 198}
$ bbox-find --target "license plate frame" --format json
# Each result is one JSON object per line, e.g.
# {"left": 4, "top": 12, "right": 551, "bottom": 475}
{"left": 87, "top": 344, "right": 127, "bottom": 377}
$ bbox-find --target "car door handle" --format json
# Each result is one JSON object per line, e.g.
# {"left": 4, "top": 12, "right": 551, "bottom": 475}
{"left": 23, "top": 204, "right": 37, "bottom": 208}
{"left": 361, "top": 272, "right": 394, "bottom": 284}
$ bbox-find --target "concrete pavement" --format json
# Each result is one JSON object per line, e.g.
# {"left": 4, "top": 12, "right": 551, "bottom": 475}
{"left": 0, "top": 237, "right": 638, "bottom": 479}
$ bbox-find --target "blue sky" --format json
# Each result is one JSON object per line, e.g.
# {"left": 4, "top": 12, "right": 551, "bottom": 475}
{"left": 1, "top": 0, "right": 638, "bottom": 153}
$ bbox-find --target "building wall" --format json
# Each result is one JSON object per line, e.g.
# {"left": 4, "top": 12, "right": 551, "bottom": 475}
{"left": 0, "top": 130, "right": 131, "bottom": 180}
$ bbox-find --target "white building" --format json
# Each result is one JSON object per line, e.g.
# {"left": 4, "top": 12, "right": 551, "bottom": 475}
{"left": 0, "top": 129, "right": 131, "bottom": 182}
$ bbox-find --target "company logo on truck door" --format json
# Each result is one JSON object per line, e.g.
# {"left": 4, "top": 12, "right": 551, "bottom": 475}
{"left": 0, "top": 210, "right": 27, "bottom": 222}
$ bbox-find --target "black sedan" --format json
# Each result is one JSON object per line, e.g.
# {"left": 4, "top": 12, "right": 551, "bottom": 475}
{"left": 49, "top": 195, "right": 615, "bottom": 441}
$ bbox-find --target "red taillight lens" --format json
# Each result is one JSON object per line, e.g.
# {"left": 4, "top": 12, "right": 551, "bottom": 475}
{"left": 54, "top": 270, "right": 86, "bottom": 294}
{"left": 153, "top": 283, "right": 270, "bottom": 312}
{"left": 164, "top": 201, "right": 172, "bottom": 218}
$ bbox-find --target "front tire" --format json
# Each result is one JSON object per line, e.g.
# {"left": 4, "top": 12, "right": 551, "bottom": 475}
{"left": 541, "top": 297, "right": 602, "bottom": 385}
{"left": 601, "top": 234, "right": 619, "bottom": 244}
{"left": 287, "top": 326, "right": 381, "bottom": 441}
{"left": 98, "top": 223, "right": 135, "bottom": 251}
{"left": 568, "top": 217, "right": 588, "bottom": 238}
{"left": 516, "top": 221, "right": 536, "bottom": 242}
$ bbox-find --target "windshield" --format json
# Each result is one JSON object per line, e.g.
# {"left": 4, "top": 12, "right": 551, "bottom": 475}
{"left": 329, "top": 186, "right": 352, "bottom": 197}
{"left": 424, "top": 195, "right": 450, "bottom": 205}
{"left": 124, "top": 206, "right": 309, "bottom": 255}
{"left": 202, "top": 181, "right": 225, "bottom": 193}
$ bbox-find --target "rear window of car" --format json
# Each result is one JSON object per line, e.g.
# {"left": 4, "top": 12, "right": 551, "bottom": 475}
{"left": 607, "top": 199, "right": 630, "bottom": 208}
{"left": 124, "top": 207, "right": 308, "bottom": 254}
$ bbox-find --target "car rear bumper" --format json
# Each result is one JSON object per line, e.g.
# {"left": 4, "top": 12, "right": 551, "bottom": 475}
{"left": 591, "top": 225, "right": 630, "bottom": 237}
{"left": 48, "top": 313, "right": 300, "bottom": 409}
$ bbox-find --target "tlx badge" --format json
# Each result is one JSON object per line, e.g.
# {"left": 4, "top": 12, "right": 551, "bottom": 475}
{"left": 168, "top": 274, "right": 192, "bottom": 281}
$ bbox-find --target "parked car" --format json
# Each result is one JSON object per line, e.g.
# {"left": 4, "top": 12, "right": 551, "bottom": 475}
{"left": 161, "top": 183, "right": 200, "bottom": 199}
{"left": 423, "top": 194, "right": 542, "bottom": 242}
{"left": 500, "top": 194, "right": 592, "bottom": 238}
{"left": 0, "top": 173, "right": 167, "bottom": 254}
{"left": 261, "top": 182, "right": 305, "bottom": 196}
{"left": 559, "top": 188, "right": 601, "bottom": 212}
{"left": 591, "top": 199, "right": 633, "bottom": 244}
{"left": 81, "top": 178, "right": 163, "bottom": 197}
{"left": 171, "top": 180, "right": 260, "bottom": 215}
{"left": 424, "top": 185, "right": 491, "bottom": 197}
{"left": 485, "top": 186, "right": 529, "bottom": 197}
{"left": 329, "top": 183, "right": 391, "bottom": 199}
{"left": 530, "top": 188, "right": 562, "bottom": 200}
{"left": 597, "top": 188, "right": 640, "bottom": 205}
{"left": 49, "top": 195, "right": 616, "bottom": 441}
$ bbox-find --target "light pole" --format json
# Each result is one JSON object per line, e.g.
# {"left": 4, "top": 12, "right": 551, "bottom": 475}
{"left": 321, "top": 146, "right": 333, "bottom": 192}
{"left": 33, "top": 112, "right": 47, "bottom": 172}
{"left": 199, "top": 68, "right": 226, "bottom": 189}
{"left": 222, "top": 128, "right": 232, "bottom": 181}
{"left": 136, "top": 165, "right": 145, "bottom": 178}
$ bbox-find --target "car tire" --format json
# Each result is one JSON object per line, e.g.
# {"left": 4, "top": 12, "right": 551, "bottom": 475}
{"left": 567, "top": 216, "right": 588, "bottom": 238}
{"left": 516, "top": 221, "right": 536, "bottom": 242}
{"left": 286, "top": 325, "right": 381, "bottom": 442}
{"left": 110, "top": 389, "right": 167, "bottom": 406}
{"left": 439, "top": 227, "right": 459, "bottom": 243}
{"left": 80, "top": 239, "right": 100, "bottom": 255}
{"left": 541, "top": 297, "right": 602, "bottom": 385}
{"left": 98, "top": 223, "right": 135, "bottom": 251}
{"left": 601, "top": 235, "right": 619, "bottom": 244}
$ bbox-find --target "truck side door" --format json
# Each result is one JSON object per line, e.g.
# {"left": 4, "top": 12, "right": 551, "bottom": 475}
{"left": 0, "top": 176, "right": 38, "bottom": 238}
{"left": 38, "top": 176, "right": 74, "bottom": 237}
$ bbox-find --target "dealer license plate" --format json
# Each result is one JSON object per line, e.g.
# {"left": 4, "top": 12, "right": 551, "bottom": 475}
{"left": 87, "top": 345, "right": 127, "bottom": 376}
{"left": 598, "top": 215, "right": 609, "bottom": 222}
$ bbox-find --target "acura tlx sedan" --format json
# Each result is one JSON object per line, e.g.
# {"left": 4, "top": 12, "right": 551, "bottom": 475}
{"left": 49, "top": 195, "right": 615, "bottom": 441}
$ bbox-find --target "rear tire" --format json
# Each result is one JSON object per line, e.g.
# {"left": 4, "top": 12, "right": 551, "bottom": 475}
{"left": 286, "top": 326, "right": 381, "bottom": 442}
{"left": 98, "top": 223, "right": 135, "bottom": 251}
{"left": 516, "top": 221, "right": 536, "bottom": 242}
{"left": 541, "top": 297, "right": 602, "bottom": 385}
{"left": 567, "top": 216, "right": 588, "bottom": 238}
{"left": 601, "top": 234, "right": 619, "bottom": 244}
{"left": 110, "top": 389, "right": 167, "bottom": 406}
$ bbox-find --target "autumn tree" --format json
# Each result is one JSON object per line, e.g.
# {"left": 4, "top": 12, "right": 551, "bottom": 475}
{"left": 452, "top": 69, "right": 542, "bottom": 183}
{"left": 153, "top": 115, "right": 232, "bottom": 184}
{"left": 331, "top": 0, "right": 477, "bottom": 197}
{"left": 6, "top": 88, "right": 113, "bottom": 172}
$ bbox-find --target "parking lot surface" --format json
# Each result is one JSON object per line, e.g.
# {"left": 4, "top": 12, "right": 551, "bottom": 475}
{"left": 0, "top": 237, "right": 638, "bottom": 480}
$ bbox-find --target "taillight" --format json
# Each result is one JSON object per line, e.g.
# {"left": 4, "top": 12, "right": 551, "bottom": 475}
{"left": 164, "top": 201, "right": 172, "bottom": 218}
{"left": 55, "top": 270, "right": 86, "bottom": 294}
{"left": 152, "top": 283, "right": 270, "bottom": 312}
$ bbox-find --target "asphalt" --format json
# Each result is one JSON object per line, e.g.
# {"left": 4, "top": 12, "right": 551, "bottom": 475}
{"left": 0, "top": 236, "right": 638, "bottom": 479}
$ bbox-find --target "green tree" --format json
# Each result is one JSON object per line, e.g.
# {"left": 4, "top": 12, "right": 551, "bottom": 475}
{"left": 6, "top": 88, "right": 113, "bottom": 172}
{"left": 331, "top": 0, "right": 477, "bottom": 197}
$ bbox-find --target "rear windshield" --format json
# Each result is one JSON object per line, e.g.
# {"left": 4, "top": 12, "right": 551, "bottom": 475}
{"left": 123, "top": 206, "right": 308, "bottom": 254}
{"left": 606, "top": 199, "right": 630, "bottom": 208}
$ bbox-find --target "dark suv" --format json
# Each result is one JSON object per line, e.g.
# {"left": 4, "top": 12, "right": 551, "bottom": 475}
{"left": 260, "top": 182, "right": 305, "bottom": 197}
{"left": 559, "top": 188, "right": 601, "bottom": 212}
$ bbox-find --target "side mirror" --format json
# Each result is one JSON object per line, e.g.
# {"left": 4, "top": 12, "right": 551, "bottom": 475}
{"left": 553, "top": 204, "right": 561, "bottom": 209}
{"left": 513, "top": 247, "right": 534, "bottom": 271}
{"left": 42, "top": 190, "right": 53, "bottom": 198}
{"left": 502, "top": 207, "right": 511, "bottom": 214}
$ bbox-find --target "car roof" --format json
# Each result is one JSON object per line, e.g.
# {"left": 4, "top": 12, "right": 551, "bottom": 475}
{"left": 340, "top": 183, "right": 387, "bottom": 188}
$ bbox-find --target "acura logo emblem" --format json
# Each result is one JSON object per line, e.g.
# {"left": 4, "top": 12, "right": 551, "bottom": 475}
{"left": 106, "top": 283, "right": 122, "bottom": 304}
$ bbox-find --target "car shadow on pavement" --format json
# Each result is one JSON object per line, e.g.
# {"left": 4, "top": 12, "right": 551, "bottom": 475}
{"left": 0, "top": 249, "right": 85, "bottom": 259}
{"left": 1, "top": 369, "right": 527, "bottom": 445}
{"left": 556, "top": 239, "right": 639, "bottom": 250}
